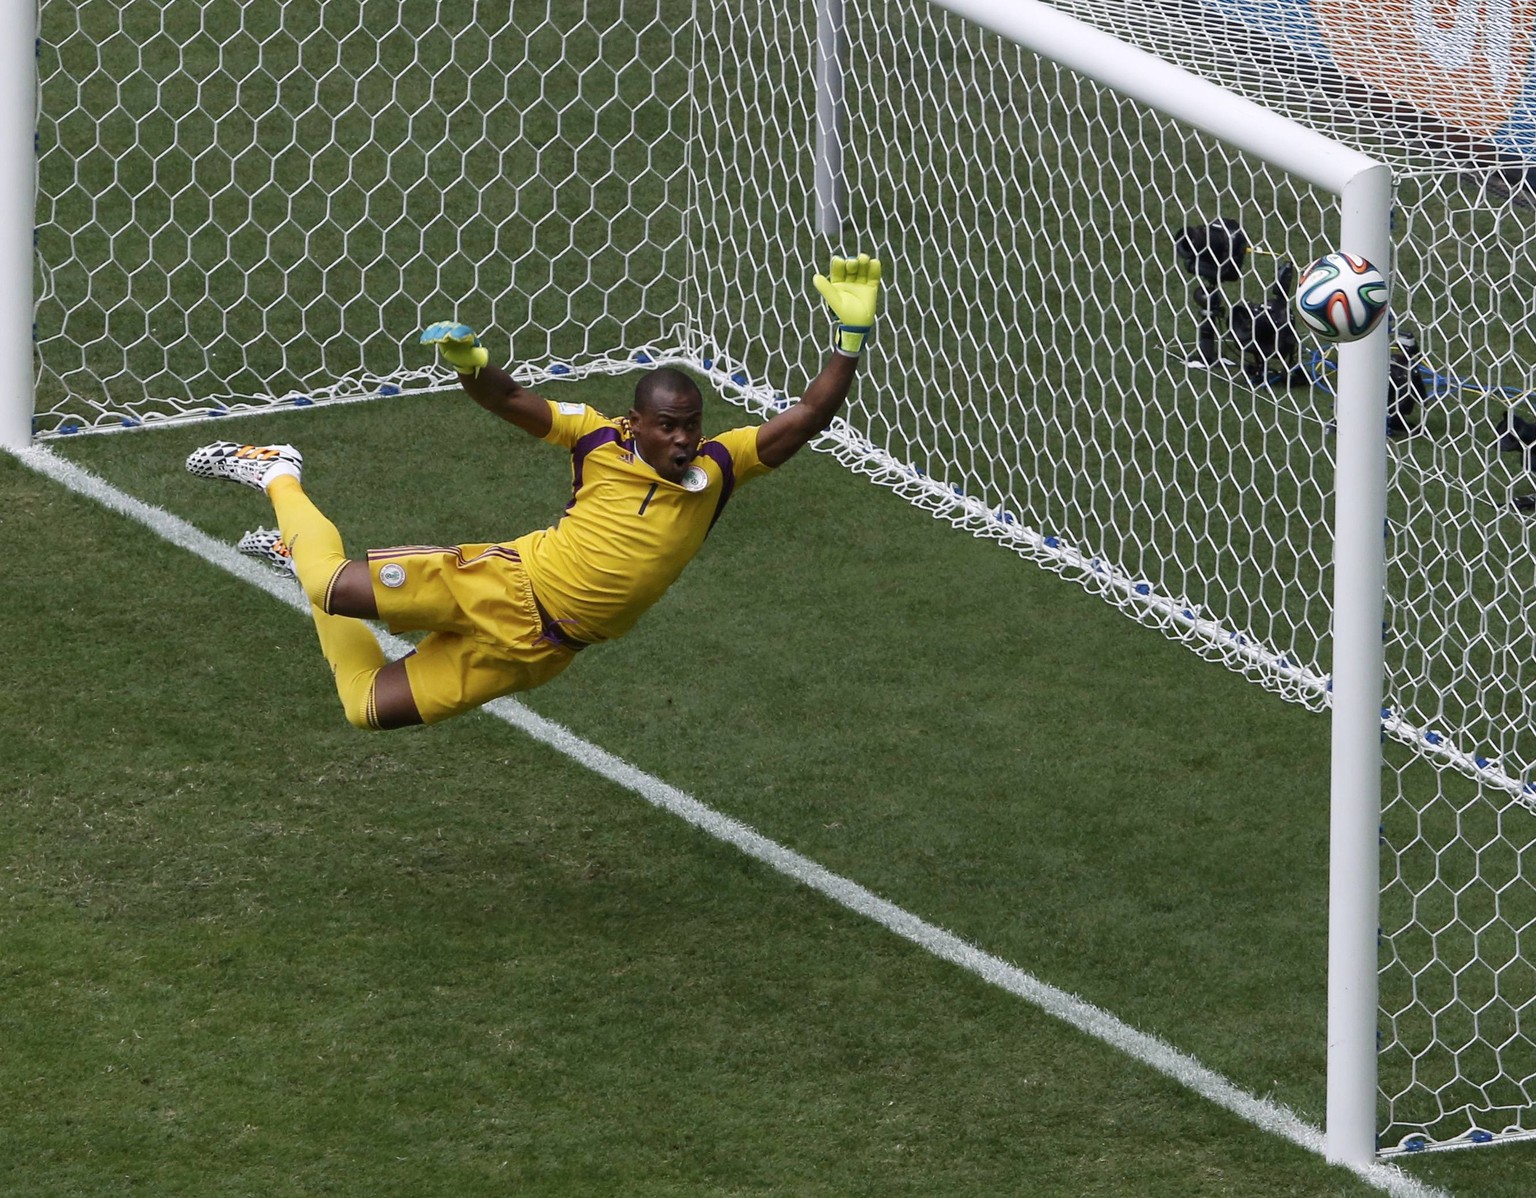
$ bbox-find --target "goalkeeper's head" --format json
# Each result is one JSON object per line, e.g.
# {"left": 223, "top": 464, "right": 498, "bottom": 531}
{"left": 629, "top": 367, "right": 705, "bottom": 483}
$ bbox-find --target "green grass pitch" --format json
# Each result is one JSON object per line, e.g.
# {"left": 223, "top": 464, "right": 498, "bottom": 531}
{"left": 1, "top": 382, "right": 1527, "bottom": 1195}
{"left": 17, "top": 0, "right": 1536, "bottom": 1190}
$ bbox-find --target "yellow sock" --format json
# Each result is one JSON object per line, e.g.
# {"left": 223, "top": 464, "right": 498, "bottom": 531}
{"left": 309, "top": 605, "right": 388, "bottom": 730}
{"left": 265, "top": 476, "right": 386, "bottom": 729}
{"left": 266, "top": 474, "right": 350, "bottom": 611}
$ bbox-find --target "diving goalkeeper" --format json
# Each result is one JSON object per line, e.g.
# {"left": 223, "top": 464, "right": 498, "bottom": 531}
{"left": 185, "top": 254, "right": 883, "bottom": 730}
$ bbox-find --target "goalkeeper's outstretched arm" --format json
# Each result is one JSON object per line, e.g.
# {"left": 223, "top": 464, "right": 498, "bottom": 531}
{"left": 756, "top": 254, "right": 882, "bottom": 469}
{"left": 419, "top": 321, "right": 553, "bottom": 438}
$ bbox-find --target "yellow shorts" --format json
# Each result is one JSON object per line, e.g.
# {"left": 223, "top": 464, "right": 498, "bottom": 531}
{"left": 366, "top": 543, "right": 579, "bottom": 724}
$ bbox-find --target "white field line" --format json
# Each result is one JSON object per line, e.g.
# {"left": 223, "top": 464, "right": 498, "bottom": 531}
{"left": 11, "top": 442, "right": 1450, "bottom": 1198}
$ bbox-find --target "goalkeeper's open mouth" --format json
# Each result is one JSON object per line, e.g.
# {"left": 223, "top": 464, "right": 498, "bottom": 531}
{"left": 645, "top": 444, "right": 697, "bottom": 483}
{"left": 645, "top": 452, "right": 694, "bottom": 485}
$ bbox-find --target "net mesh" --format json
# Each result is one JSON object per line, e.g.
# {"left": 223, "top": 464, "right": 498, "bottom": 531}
{"left": 36, "top": 0, "right": 699, "bottom": 433}
{"left": 35, "top": 0, "right": 1536, "bottom": 1154}
{"left": 1005, "top": 0, "right": 1536, "bottom": 1153}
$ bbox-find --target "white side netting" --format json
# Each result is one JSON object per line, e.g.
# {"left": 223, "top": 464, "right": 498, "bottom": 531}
{"left": 37, "top": 0, "right": 1536, "bottom": 1157}
{"left": 959, "top": 0, "right": 1536, "bottom": 1154}
{"left": 1376, "top": 175, "right": 1536, "bottom": 1154}
{"left": 692, "top": 6, "right": 1347, "bottom": 699}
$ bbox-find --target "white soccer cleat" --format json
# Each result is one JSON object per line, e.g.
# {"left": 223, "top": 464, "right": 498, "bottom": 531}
{"left": 186, "top": 441, "right": 303, "bottom": 490}
{"left": 236, "top": 527, "right": 297, "bottom": 577}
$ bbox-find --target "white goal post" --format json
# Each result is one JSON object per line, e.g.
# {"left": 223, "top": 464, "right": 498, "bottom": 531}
{"left": 0, "top": 0, "right": 36, "bottom": 452}
{"left": 23, "top": 0, "right": 1536, "bottom": 1163}
{"left": 909, "top": 1, "right": 1392, "bottom": 1167}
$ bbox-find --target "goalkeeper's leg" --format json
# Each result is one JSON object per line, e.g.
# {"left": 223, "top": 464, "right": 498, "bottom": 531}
{"left": 266, "top": 475, "right": 421, "bottom": 730}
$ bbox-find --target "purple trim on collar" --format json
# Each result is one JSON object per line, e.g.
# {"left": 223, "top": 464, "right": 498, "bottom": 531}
{"left": 698, "top": 440, "right": 735, "bottom": 533}
{"left": 567, "top": 425, "right": 620, "bottom": 510}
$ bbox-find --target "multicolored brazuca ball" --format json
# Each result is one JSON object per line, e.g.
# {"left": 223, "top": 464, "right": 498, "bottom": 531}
{"left": 1293, "top": 252, "right": 1390, "bottom": 343}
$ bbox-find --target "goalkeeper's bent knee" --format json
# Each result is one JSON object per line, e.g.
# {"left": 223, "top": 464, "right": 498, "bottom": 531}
{"left": 307, "top": 606, "right": 389, "bottom": 731}
{"left": 324, "top": 622, "right": 384, "bottom": 730}
{"left": 291, "top": 556, "right": 351, "bottom": 614}
{"left": 338, "top": 672, "right": 383, "bottom": 731}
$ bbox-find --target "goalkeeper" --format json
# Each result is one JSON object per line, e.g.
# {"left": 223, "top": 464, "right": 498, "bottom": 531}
{"left": 185, "top": 254, "right": 882, "bottom": 731}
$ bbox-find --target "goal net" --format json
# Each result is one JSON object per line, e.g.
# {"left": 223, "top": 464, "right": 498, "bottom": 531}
{"left": 1024, "top": 0, "right": 1536, "bottom": 1156}
{"left": 35, "top": 1, "right": 702, "bottom": 433}
{"left": 34, "top": 0, "right": 1536, "bottom": 1157}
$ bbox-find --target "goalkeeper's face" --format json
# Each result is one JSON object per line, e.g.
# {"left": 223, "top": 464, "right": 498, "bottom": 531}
{"left": 630, "top": 385, "right": 704, "bottom": 483}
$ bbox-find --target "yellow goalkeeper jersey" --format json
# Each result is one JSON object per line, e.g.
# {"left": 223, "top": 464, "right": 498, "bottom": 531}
{"left": 513, "top": 401, "right": 772, "bottom": 643}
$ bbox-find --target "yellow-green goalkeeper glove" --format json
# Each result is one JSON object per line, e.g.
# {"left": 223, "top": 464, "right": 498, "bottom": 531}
{"left": 813, "top": 253, "right": 882, "bottom": 357}
{"left": 420, "top": 320, "right": 489, "bottom": 376}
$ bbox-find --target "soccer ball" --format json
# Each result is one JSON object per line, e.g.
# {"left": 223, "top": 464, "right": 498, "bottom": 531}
{"left": 1293, "top": 252, "right": 1390, "bottom": 343}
